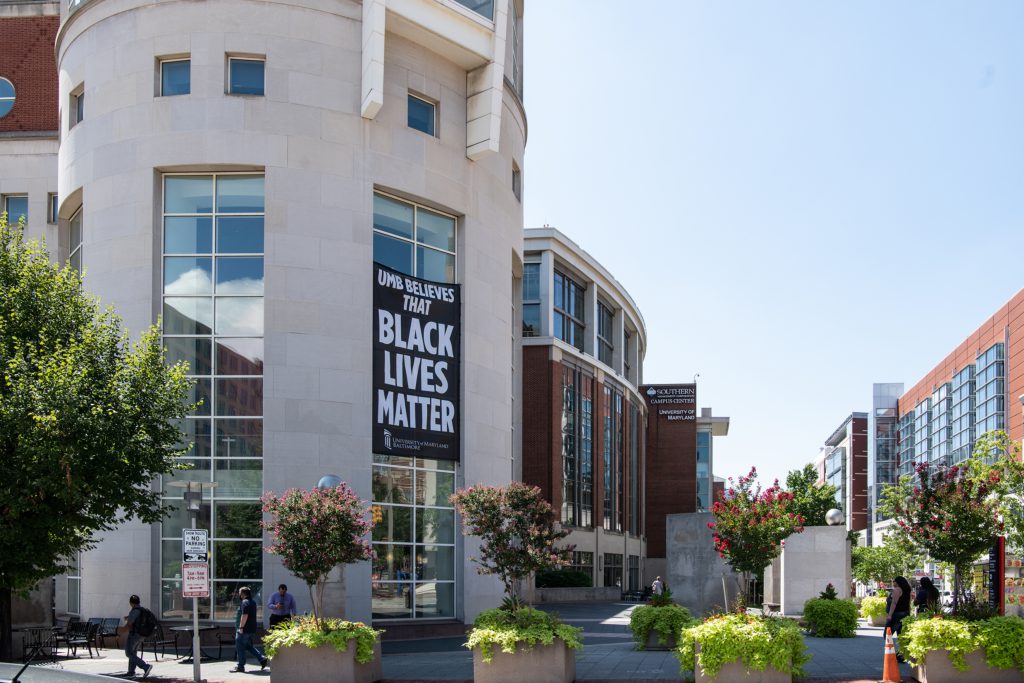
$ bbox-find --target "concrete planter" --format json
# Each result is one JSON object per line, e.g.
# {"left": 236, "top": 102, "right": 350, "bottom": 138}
{"left": 642, "top": 630, "right": 676, "bottom": 651}
{"left": 472, "top": 640, "right": 576, "bottom": 683}
{"left": 694, "top": 644, "right": 790, "bottom": 683}
{"left": 916, "top": 649, "right": 1024, "bottom": 683}
{"left": 270, "top": 640, "right": 382, "bottom": 683}
{"left": 868, "top": 614, "right": 887, "bottom": 627}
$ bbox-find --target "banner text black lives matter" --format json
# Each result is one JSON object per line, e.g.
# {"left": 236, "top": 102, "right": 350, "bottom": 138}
{"left": 373, "top": 263, "right": 461, "bottom": 461}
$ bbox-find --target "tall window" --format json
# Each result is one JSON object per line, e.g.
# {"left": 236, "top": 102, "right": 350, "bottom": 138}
{"left": 561, "top": 365, "right": 593, "bottom": 528}
{"left": 696, "top": 431, "right": 710, "bottom": 510}
{"left": 975, "top": 343, "right": 1004, "bottom": 441}
{"left": 930, "top": 383, "right": 951, "bottom": 465}
{"left": 627, "top": 555, "right": 640, "bottom": 592}
{"left": 603, "top": 552, "right": 622, "bottom": 588}
{"left": 372, "top": 191, "right": 457, "bottom": 620}
{"left": 553, "top": 270, "right": 585, "bottom": 351}
{"left": 373, "top": 192, "right": 456, "bottom": 284}
{"left": 522, "top": 262, "right": 540, "bottom": 337}
{"left": 623, "top": 330, "right": 632, "bottom": 380}
{"left": 68, "top": 208, "right": 83, "bottom": 274}
{"left": 67, "top": 553, "right": 81, "bottom": 616}
{"left": 629, "top": 401, "right": 640, "bottom": 536}
{"left": 950, "top": 365, "right": 975, "bottom": 465}
{"left": 603, "top": 384, "right": 623, "bottom": 532}
{"left": 597, "top": 302, "right": 614, "bottom": 367}
{"left": 407, "top": 94, "right": 436, "bottom": 137}
{"left": 371, "top": 456, "right": 456, "bottom": 619}
{"left": 568, "top": 551, "right": 593, "bottom": 583}
{"left": 160, "top": 173, "right": 265, "bottom": 621}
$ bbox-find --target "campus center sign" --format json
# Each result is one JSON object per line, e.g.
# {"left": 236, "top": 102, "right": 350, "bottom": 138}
{"left": 373, "top": 262, "right": 461, "bottom": 461}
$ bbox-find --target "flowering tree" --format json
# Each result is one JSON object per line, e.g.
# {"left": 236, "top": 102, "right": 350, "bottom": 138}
{"left": 451, "top": 481, "right": 573, "bottom": 610}
{"left": 707, "top": 467, "right": 805, "bottom": 603}
{"left": 881, "top": 456, "right": 1003, "bottom": 610}
{"left": 262, "top": 483, "right": 374, "bottom": 628}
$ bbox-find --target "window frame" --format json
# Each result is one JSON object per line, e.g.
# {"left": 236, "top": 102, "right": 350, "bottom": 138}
{"left": 68, "top": 206, "right": 83, "bottom": 274}
{"left": 512, "top": 162, "right": 522, "bottom": 201}
{"left": 3, "top": 194, "right": 27, "bottom": 224}
{"left": 597, "top": 300, "right": 614, "bottom": 367}
{"left": 70, "top": 84, "right": 85, "bottom": 128}
{"left": 159, "top": 57, "right": 192, "bottom": 97}
{"left": 0, "top": 77, "right": 15, "bottom": 118}
{"left": 372, "top": 191, "right": 457, "bottom": 284}
{"left": 521, "top": 261, "right": 540, "bottom": 337}
{"left": 227, "top": 57, "right": 266, "bottom": 96}
{"left": 48, "top": 193, "right": 58, "bottom": 224}
{"left": 553, "top": 269, "right": 585, "bottom": 352}
{"left": 407, "top": 93, "right": 437, "bottom": 137}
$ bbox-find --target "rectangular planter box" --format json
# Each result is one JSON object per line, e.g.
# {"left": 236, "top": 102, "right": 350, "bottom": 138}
{"left": 270, "top": 640, "right": 381, "bottom": 683}
{"left": 916, "top": 649, "right": 1024, "bottom": 683}
{"left": 694, "top": 644, "right": 790, "bottom": 683}
{"left": 643, "top": 630, "right": 676, "bottom": 651}
{"left": 473, "top": 640, "right": 576, "bottom": 683}
{"left": 868, "top": 614, "right": 886, "bottom": 627}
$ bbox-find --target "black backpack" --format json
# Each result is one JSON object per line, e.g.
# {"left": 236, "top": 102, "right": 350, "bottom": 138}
{"left": 135, "top": 607, "right": 158, "bottom": 637}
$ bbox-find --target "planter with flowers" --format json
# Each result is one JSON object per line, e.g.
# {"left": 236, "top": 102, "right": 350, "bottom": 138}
{"left": 677, "top": 613, "right": 810, "bottom": 683}
{"left": 261, "top": 483, "right": 383, "bottom": 683}
{"left": 901, "top": 615, "right": 1024, "bottom": 683}
{"left": 859, "top": 594, "right": 888, "bottom": 627}
{"left": 629, "top": 589, "right": 693, "bottom": 650}
{"left": 451, "top": 482, "right": 582, "bottom": 683}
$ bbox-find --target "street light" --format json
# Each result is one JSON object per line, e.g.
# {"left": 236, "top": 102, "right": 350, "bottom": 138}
{"left": 168, "top": 479, "right": 217, "bottom": 683}
{"left": 317, "top": 474, "right": 342, "bottom": 489}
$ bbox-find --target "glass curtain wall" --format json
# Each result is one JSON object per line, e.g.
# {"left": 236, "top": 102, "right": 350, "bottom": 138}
{"left": 950, "top": 366, "right": 976, "bottom": 465}
{"left": 696, "top": 431, "right": 710, "bottom": 510}
{"left": 628, "top": 401, "right": 640, "bottom": 536}
{"left": 371, "top": 192, "right": 458, "bottom": 620}
{"left": 160, "top": 173, "right": 265, "bottom": 621}
{"left": 929, "top": 384, "right": 951, "bottom": 466}
{"left": 553, "top": 270, "right": 585, "bottom": 351}
{"left": 522, "top": 262, "right": 540, "bottom": 337}
{"left": 975, "top": 343, "right": 1005, "bottom": 442}
{"left": 602, "top": 385, "right": 624, "bottom": 532}
{"left": 897, "top": 412, "right": 915, "bottom": 477}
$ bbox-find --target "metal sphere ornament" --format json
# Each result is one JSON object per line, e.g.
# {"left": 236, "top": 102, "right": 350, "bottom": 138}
{"left": 825, "top": 508, "right": 844, "bottom": 526}
{"left": 317, "top": 474, "right": 343, "bottom": 489}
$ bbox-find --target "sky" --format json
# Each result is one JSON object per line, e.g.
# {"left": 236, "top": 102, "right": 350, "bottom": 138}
{"left": 523, "top": 1, "right": 1024, "bottom": 487}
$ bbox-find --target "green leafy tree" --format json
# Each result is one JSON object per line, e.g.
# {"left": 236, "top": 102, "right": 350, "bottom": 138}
{"left": 262, "top": 483, "right": 374, "bottom": 629}
{"left": 785, "top": 463, "right": 839, "bottom": 527}
{"left": 0, "top": 216, "right": 192, "bottom": 660}
{"left": 880, "top": 449, "right": 1004, "bottom": 611}
{"left": 708, "top": 467, "right": 806, "bottom": 604}
{"left": 451, "top": 481, "right": 572, "bottom": 610}
{"left": 851, "top": 535, "right": 922, "bottom": 587}
{"left": 968, "top": 431, "right": 1024, "bottom": 556}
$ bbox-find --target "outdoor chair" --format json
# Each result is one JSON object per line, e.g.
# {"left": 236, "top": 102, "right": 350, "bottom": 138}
{"left": 141, "top": 623, "right": 178, "bottom": 660}
{"left": 66, "top": 621, "right": 100, "bottom": 658}
{"left": 98, "top": 618, "right": 121, "bottom": 648}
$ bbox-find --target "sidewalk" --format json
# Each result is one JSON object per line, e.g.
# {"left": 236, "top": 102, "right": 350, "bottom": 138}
{"left": 23, "top": 602, "right": 918, "bottom": 682}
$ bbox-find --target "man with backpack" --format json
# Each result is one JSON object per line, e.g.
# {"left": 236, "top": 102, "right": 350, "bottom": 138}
{"left": 118, "top": 594, "right": 154, "bottom": 679}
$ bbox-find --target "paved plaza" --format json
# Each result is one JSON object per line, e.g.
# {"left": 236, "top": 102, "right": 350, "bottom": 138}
{"left": 17, "top": 602, "right": 917, "bottom": 682}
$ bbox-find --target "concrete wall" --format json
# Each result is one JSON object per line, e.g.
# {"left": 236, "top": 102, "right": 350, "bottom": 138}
{"left": 779, "top": 526, "right": 850, "bottom": 615}
{"left": 56, "top": 0, "right": 525, "bottom": 625}
{"left": 531, "top": 587, "right": 621, "bottom": 604}
{"left": 666, "top": 512, "right": 741, "bottom": 618}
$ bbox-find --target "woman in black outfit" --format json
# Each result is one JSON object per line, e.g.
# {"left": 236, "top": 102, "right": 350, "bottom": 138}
{"left": 914, "top": 577, "right": 941, "bottom": 613}
{"left": 886, "top": 576, "right": 913, "bottom": 635}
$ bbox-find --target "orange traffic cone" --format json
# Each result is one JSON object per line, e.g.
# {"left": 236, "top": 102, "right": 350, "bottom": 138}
{"left": 881, "top": 627, "right": 901, "bottom": 682}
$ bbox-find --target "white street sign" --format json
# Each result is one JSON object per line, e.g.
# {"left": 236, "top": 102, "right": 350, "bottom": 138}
{"left": 182, "top": 562, "right": 209, "bottom": 598}
{"left": 182, "top": 528, "right": 208, "bottom": 563}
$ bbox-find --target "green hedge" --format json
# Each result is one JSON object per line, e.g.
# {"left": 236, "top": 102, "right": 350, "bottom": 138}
{"left": 535, "top": 570, "right": 592, "bottom": 588}
{"left": 860, "top": 595, "right": 887, "bottom": 620}
{"left": 629, "top": 604, "right": 693, "bottom": 648}
{"left": 803, "top": 598, "right": 858, "bottom": 638}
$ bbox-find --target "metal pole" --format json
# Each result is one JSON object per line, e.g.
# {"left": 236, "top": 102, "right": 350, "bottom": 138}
{"left": 192, "top": 511, "right": 201, "bottom": 683}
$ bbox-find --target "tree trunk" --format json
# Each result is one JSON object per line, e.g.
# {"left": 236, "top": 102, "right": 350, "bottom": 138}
{"left": 0, "top": 586, "right": 12, "bottom": 662}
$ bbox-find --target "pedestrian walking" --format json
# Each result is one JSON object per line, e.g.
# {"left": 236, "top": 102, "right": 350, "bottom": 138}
{"left": 914, "top": 577, "right": 941, "bottom": 614}
{"left": 651, "top": 576, "right": 664, "bottom": 596}
{"left": 267, "top": 583, "right": 296, "bottom": 628}
{"left": 232, "top": 586, "right": 269, "bottom": 673}
{"left": 117, "top": 594, "right": 153, "bottom": 679}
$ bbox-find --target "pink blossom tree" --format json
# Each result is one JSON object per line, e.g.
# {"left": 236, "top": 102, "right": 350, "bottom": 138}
{"left": 262, "top": 483, "right": 374, "bottom": 629}
{"left": 451, "top": 481, "right": 573, "bottom": 610}
{"left": 707, "top": 467, "right": 806, "bottom": 605}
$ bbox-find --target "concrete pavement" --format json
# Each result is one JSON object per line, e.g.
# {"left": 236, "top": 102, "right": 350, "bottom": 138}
{"left": 19, "top": 602, "right": 918, "bottom": 682}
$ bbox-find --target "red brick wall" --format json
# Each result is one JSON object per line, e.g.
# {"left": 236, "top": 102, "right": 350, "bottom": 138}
{"left": 642, "top": 385, "right": 698, "bottom": 558}
{"left": 898, "top": 288, "right": 1024, "bottom": 447}
{"left": 522, "top": 346, "right": 560, "bottom": 508}
{"left": 850, "top": 416, "right": 869, "bottom": 532}
{"left": 0, "top": 15, "right": 59, "bottom": 133}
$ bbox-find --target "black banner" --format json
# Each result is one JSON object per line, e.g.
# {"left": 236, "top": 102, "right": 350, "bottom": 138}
{"left": 372, "top": 263, "right": 460, "bottom": 461}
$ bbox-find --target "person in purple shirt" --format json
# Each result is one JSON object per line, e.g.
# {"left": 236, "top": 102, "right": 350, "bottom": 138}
{"left": 267, "top": 583, "right": 296, "bottom": 628}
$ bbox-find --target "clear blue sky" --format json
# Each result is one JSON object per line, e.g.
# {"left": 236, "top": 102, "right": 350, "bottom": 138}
{"left": 523, "top": 2, "right": 1024, "bottom": 487}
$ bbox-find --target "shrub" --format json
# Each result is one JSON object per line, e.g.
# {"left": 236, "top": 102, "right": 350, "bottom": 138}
{"left": 860, "top": 596, "right": 888, "bottom": 620}
{"left": 902, "top": 615, "right": 1024, "bottom": 672}
{"left": 262, "top": 616, "right": 382, "bottom": 664}
{"left": 535, "top": 570, "right": 592, "bottom": 588}
{"left": 803, "top": 598, "right": 857, "bottom": 638}
{"left": 819, "top": 583, "right": 839, "bottom": 600}
{"left": 676, "top": 613, "right": 810, "bottom": 679}
{"left": 650, "top": 585, "right": 674, "bottom": 607}
{"left": 466, "top": 607, "right": 583, "bottom": 663}
{"left": 629, "top": 604, "right": 693, "bottom": 648}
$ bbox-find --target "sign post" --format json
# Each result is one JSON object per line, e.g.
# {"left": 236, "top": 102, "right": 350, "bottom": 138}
{"left": 182, "top": 527, "right": 209, "bottom": 682}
